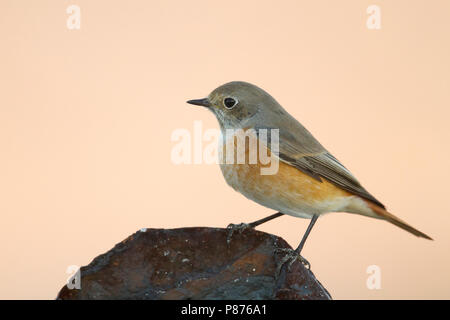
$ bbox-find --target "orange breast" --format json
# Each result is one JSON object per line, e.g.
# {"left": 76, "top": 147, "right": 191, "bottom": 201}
{"left": 219, "top": 130, "right": 354, "bottom": 215}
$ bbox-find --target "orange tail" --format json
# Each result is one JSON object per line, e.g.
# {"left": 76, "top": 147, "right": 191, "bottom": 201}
{"left": 366, "top": 202, "right": 433, "bottom": 240}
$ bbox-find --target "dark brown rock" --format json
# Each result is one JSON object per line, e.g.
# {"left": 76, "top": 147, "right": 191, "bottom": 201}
{"left": 57, "top": 227, "right": 331, "bottom": 300}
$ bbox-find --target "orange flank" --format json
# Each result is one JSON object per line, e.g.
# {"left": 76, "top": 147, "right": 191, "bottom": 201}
{"left": 220, "top": 132, "right": 355, "bottom": 216}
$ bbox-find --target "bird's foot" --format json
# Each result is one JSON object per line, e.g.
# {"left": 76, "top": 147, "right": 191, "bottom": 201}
{"left": 274, "top": 247, "right": 311, "bottom": 275}
{"left": 226, "top": 222, "right": 252, "bottom": 244}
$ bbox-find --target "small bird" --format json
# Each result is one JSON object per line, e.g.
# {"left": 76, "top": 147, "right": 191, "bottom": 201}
{"left": 187, "top": 81, "right": 432, "bottom": 270}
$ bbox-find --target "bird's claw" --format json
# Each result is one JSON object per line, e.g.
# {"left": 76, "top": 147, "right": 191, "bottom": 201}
{"left": 226, "top": 222, "right": 251, "bottom": 244}
{"left": 274, "top": 247, "right": 311, "bottom": 275}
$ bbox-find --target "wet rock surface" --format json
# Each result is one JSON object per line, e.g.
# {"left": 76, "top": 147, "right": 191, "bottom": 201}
{"left": 57, "top": 227, "right": 331, "bottom": 300}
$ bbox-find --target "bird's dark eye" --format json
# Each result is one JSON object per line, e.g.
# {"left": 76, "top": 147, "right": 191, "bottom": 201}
{"left": 224, "top": 97, "right": 237, "bottom": 109}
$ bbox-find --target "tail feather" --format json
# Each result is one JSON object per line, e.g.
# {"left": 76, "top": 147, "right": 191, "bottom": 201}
{"left": 366, "top": 202, "right": 433, "bottom": 240}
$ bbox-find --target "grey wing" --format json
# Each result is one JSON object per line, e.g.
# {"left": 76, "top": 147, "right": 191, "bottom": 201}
{"left": 258, "top": 124, "right": 385, "bottom": 209}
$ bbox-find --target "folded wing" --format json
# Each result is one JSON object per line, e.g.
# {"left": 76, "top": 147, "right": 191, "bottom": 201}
{"left": 257, "top": 124, "right": 385, "bottom": 209}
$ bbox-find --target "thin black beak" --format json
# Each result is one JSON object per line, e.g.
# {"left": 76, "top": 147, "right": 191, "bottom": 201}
{"left": 186, "top": 98, "right": 211, "bottom": 108}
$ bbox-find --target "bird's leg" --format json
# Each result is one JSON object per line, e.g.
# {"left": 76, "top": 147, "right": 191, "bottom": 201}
{"left": 275, "top": 214, "right": 319, "bottom": 274}
{"left": 227, "top": 212, "right": 284, "bottom": 244}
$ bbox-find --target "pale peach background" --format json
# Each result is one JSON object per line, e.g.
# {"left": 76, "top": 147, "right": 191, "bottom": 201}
{"left": 0, "top": 0, "right": 449, "bottom": 299}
